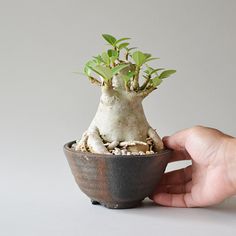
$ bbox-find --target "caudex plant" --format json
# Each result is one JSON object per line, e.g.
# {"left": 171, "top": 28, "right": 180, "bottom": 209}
{"left": 74, "top": 34, "right": 176, "bottom": 155}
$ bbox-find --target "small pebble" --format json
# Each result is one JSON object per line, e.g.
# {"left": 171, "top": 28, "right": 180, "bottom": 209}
{"left": 108, "top": 141, "right": 119, "bottom": 150}
{"left": 127, "top": 152, "right": 131, "bottom": 155}
{"left": 113, "top": 147, "right": 122, "bottom": 155}
{"left": 121, "top": 149, "right": 127, "bottom": 155}
{"left": 132, "top": 152, "right": 139, "bottom": 155}
{"left": 139, "top": 151, "right": 145, "bottom": 155}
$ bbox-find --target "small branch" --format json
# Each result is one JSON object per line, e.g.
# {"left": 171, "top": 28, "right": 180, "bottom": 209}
{"left": 117, "top": 59, "right": 126, "bottom": 64}
{"left": 88, "top": 76, "right": 101, "bottom": 86}
{"left": 140, "top": 75, "right": 151, "bottom": 90}
{"left": 138, "top": 86, "right": 157, "bottom": 98}
{"left": 133, "top": 66, "right": 140, "bottom": 91}
{"left": 124, "top": 81, "right": 130, "bottom": 92}
{"left": 102, "top": 78, "right": 114, "bottom": 91}
{"left": 125, "top": 52, "right": 129, "bottom": 61}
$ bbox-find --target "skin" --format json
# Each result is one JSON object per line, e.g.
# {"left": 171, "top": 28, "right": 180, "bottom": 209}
{"left": 150, "top": 126, "right": 236, "bottom": 207}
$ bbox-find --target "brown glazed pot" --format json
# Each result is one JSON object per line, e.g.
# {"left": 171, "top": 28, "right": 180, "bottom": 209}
{"left": 64, "top": 141, "right": 172, "bottom": 209}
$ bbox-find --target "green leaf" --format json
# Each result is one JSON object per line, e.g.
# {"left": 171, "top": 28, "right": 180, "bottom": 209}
{"left": 144, "top": 65, "right": 154, "bottom": 74}
{"left": 159, "top": 70, "right": 176, "bottom": 79}
{"left": 111, "top": 64, "right": 129, "bottom": 75}
{"left": 151, "top": 76, "right": 162, "bottom": 87}
{"left": 121, "top": 75, "right": 131, "bottom": 83}
{"left": 118, "top": 42, "right": 129, "bottom": 50}
{"left": 84, "top": 60, "right": 97, "bottom": 76}
{"left": 115, "top": 37, "right": 130, "bottom": 45}
{"left": 144, "top": 53, "right": 152, "bottom": 59}
{"left": 101, "top": 52, "right": 110, "bottom": 66}
{"left": 121, "top": 71, "right": 134, "bottom": 83}
{"left": 102, "top": 34, "right": 117, "bottom": 46}
{"left": 127, "top": 71, "right": 135, "bottom": 77}
{"left": 107, "top": 49, "right": 118, "bottom": 57}
{"left": 83, "top": 66, "right": 91, "bottom": 76}
{"left": 110, "top": 57, "right": 117, "bottom": 64}
{"left": 150, "top": 68, "right": 165, "bottom": 75}
{"left": 127, "top": 47, "right": 137, "bottom": 52}
{"left": 144, "top": 65, "right": 165, "bottom": 75}
{"left": 88, "top": 65, "right": 113, "bottom": 81}
{"left": 132, "top": 51, "right": 147, "bottom": 67}
{"left": 107, "top": 49, "right": 118, "bottom": 64}
{"left": 93, "top": 55, "right": 103, "bottom": 64}
{"left": 145, "top": 57, "right": 160, "bottom": 63}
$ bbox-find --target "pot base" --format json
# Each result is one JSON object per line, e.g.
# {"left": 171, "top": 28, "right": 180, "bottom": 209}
{"left": 91, "top": 199, "right": 142, "bottom": 209}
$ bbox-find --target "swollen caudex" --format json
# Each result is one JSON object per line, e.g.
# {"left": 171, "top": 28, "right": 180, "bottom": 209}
{"left": 73, "top": 85, "right": 164, "bottom": 155}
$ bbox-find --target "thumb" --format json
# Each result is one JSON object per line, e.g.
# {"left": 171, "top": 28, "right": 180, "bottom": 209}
{"left": 163, "top": 128, "right": 192, "bottom": 151}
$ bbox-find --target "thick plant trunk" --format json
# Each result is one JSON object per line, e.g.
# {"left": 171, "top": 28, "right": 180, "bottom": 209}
{"left": 76, "top": 85, "right": 164, "bottom": 154}
{"left": 92, "top": 89, "right": 149, "bottom": 143}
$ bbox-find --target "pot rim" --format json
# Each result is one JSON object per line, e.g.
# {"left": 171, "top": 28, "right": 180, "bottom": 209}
{"left": 64, "top": 140, "right": 172, "bottom": 159}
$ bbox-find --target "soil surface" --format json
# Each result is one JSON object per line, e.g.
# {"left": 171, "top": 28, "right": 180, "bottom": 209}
{"left": 71, "top": 137, "right": 157, "bottom": 155}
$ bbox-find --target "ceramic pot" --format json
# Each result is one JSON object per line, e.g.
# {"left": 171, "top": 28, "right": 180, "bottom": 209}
{"left": 64, "top": 141, "right": 172, "bottom": 209}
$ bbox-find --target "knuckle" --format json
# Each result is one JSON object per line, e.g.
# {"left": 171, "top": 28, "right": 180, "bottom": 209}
{"left": 191, "top": 125, "right": 204, "bottom": 133}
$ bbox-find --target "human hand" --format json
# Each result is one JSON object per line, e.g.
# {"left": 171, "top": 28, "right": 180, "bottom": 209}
{"left": 151, "top": 126, "right": 236, "bottom": 207}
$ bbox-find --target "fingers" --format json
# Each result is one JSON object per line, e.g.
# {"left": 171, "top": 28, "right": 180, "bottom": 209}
{"left": 152, "top": 181, "right": 193, "bottom": 195}
{"left": 152, "top": 192, "right": 195, "bottom": 208}
{"left": 159, "top": 165, "right": 192, "bottom": 186}
{"left": 151, "top": 127, "right": 197, "bottom": 207}
{"left": 150, "top": 167, "right": 194, "bottom": 207}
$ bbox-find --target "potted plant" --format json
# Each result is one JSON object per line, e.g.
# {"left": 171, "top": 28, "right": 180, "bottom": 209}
{"left": 64, "top": 34, "right": 176, "bottom": 209}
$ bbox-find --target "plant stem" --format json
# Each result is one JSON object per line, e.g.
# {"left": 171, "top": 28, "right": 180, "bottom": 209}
{"left": 125, "top": 81, "right": 130, "bottom": 92}
{"left": 133, "top": 66, "right": 140, "bottom": 91}
{"left": 138, "top": 86, "right": 156, "bottom": 98}
{"left": 140, "top": 75, "right": 151, "bottom": 90}
{"left": 88, "top": 76, "right": 101, "bottom": 86}
{"left": 125, "top": 52, "right": 129, "bottom": 61}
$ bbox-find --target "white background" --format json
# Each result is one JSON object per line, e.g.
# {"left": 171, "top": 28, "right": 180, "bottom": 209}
{"left": 1, "top": 0, "right": 236, "bottom": 235}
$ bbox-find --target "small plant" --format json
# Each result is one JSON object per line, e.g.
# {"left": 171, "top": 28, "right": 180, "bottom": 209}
{"left": 74, "top": 34, "right": 176, "bottom": 155}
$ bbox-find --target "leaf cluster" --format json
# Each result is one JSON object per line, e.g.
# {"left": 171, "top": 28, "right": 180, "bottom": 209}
{"left": 81, "top": 34, "right": 176, "bottom": 96}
